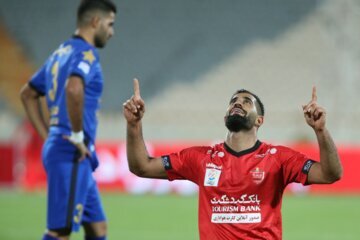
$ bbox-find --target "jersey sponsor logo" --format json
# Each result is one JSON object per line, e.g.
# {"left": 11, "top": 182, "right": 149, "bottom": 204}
{"left": 211, "top": 213, "right": 261, "bottom": 223}
{"left": 77, "top": 61, "right": 90, "bottom": 74}
{"left": 302, "top": 159, "right": 315, "bottom": 174}
{"left": 210, "top": 194, "right": 260, "bottom": 205}
{"left": 206, "top": 163, "right": 222, "bottom": 170}
{"left": 254, "top": 147, "right": 277, "bottom": 158}
{"left": 204, "top": 168, "right": 221, "bottom": 186}
{"left": 250, "top": 167, "right": 265, "bottom": 184}
{"left": 212, "top": 205, "right": 261, "bottom": 213}
{"left": 210, "top": 194, "right": 262, "bottom": 224}
{"left": 161, "top": 155, "right": 172, "bottom": 170}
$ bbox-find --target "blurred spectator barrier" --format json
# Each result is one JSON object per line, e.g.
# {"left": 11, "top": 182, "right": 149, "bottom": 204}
{"left": 0, "top": 142, "right": 13, "bottom": 186}
{"left": 1, "top": 123, "right": 359, "bottom": 195}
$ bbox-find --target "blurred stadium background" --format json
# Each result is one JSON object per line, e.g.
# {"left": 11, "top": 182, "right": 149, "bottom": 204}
{"left": 0, "top": 0, "right": 359, "bottom": 239}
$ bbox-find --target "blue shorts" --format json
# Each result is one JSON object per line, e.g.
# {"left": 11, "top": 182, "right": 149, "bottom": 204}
{"left": 42, "top": 134, "right": 106, "bottom": 232}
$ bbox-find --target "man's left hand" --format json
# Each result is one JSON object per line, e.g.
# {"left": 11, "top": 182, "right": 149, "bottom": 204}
{"left": 302, "top": 86, "right": 326, "bottom": 131}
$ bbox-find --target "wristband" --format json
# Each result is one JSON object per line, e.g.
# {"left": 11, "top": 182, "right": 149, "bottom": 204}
{"left": 69, "top": 130, "right": 84, "bottom": 144}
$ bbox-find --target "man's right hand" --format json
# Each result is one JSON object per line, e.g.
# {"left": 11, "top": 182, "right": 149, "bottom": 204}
{"left": 123, "top": 78, "right": 145, "bottom": 125}
{"left": 64, "top": 133, "right": 91, "bottom": 161}
{"left": 73, "top": 142, "right": 91, "bottom": 161}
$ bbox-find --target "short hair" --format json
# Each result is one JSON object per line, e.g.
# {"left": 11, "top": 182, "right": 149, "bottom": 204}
{"left": 231, "top": 89, "right": 265, "bottom": 116}
{"left": 77, "top": 0, "right": 117, "bottom": 26}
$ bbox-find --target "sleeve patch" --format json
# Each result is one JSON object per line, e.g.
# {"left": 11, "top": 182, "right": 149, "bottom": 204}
{"left": 302, "top": 160, "right": 315, "bottom": 174}
{"left": 77, "top": 61, "right": 90, "bottom": 74}
{"left": 161, "top": 155, "right": 172, "bottom": 170}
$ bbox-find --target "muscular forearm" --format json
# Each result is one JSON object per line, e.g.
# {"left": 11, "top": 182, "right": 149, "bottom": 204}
{"left": 315, "top": 128, "right": 343, "bottom": 182}
{"left": 126, "top": 122, "right": 152, "bottom": 176}
{"left": 21, "top": 85, "right": 48, "bottom": 140}
{"left": 66, "top": 78, "right": 84, "bottom": 132}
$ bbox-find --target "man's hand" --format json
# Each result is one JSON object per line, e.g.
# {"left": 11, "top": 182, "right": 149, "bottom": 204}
{"left": 302, "top": 86, "right": 326, "bottom": 131}
{"left": 64, "top": 133, "right": 91, "bottom": 161}
{"left": 123, "top": 78, "right": 145, "bottom": 125}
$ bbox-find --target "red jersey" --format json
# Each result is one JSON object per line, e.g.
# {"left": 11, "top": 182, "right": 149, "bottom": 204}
{"left": 163, "top": 141, "right": 315, "bottom": 240}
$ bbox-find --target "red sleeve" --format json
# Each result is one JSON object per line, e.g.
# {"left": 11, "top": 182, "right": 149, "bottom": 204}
{"left": 162, "top": 146, "right": 208, "bottom": 185}
{"left": 278, "top": 146, "right": 317, "bottom": 186}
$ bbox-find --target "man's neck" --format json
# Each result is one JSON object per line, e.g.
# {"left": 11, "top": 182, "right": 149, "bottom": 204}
{"left": 225, "top": 130, "right": 258, "bottom": 152}
{"left": 74, "top": 28, "right": 95, "bottom": 46}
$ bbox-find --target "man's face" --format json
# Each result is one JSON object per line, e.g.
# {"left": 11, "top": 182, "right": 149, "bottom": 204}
{"left": 94, "top": 11, "right": 115, "bottom": 48}
{"left": 224, "top": 92, "right": 260, "bottom": 132}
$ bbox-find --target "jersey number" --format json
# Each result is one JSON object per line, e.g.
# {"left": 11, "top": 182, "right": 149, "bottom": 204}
{"left": 48, "top": 61, "right": 59, "bottom": 101}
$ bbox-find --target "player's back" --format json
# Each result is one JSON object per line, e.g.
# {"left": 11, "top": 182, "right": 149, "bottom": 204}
{"left": 31, "top": 36, "right": 102, "bottom": 142}
{"left": 45, "top": 39, "right": 77, "bottom": 127}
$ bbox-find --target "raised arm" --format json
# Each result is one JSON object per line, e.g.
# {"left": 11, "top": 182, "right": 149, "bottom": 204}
{"left": 20, "top": 83, "right": 48, "bottom": 140}
{"left": 123, "top": 79, "right": 167, "bottom": 179}
{"left": 303, "top": 86, "right": 343, "bottom": 184}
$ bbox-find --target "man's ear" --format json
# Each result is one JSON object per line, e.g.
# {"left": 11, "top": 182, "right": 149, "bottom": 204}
{"left": 91, "top": 15, "right": 101, "bottom": 28}
{"left": 255, "top": 116, "right": 264, "bottom": 128}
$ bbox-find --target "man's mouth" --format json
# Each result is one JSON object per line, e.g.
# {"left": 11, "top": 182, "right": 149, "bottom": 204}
{"left": 230, "top": 108, "right": 246, "bottom": 116}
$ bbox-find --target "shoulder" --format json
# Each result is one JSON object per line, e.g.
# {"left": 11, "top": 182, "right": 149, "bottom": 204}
{"left": 70, "top": 43, "right": 99, "bottom": 75}
{"left": 260, "top": 141, "right": 296, "bottom": 154}
{"left": 180, "top": 145, "right": 213, "bottom": 155}
{"left": 74, "top": 46, "right": 98, "bottom": 62}
{"left": 261, "top": 142, "right": 304, "bottom": 166}
{"left": 70, "top": 39, "right": 98, "bottom": 59}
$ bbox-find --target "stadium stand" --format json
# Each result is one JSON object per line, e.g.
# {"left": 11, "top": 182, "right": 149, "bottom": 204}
{"left": 0, "top": 0, "right": 359, "bottom": 143}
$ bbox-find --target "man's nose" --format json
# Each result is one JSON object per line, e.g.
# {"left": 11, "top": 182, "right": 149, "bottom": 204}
{"left": 109, "top": 29, "right": 114, "bottom": 38}
{"left": 233, "top": 102, "right": 243, "bottom": 108}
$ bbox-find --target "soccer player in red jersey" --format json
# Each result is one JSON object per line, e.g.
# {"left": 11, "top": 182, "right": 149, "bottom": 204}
{"left": 123, "top": 79, "right": 343, "bottom": 240}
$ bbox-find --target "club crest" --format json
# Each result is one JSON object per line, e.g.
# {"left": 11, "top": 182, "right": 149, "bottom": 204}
{"left": 250, "top": 167, "right": 265, "bottom": 184}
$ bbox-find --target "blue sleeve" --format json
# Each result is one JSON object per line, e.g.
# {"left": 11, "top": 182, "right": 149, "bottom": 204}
{"left": 68, "top": 48, "right": 97, "bottom": 85}
{"left": 29, "top": 65, "right": 47, "bottom": 96}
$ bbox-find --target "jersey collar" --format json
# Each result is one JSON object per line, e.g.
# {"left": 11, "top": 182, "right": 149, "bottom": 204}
{"left": 72, "top": 35, "right": 94, "bottom": 48}
{"left": 72, "top": 34, "right": 87, "bottom": 42}
{"left": 224, "top": 140, "right": 262, "bottom": 157}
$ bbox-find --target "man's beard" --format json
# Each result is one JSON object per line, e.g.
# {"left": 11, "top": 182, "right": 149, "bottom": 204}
{"left": 94, "top": 34, "right": 106, "bottom": 48}
{"left": 225, "top": 114, "right": 253, "bottom": 132}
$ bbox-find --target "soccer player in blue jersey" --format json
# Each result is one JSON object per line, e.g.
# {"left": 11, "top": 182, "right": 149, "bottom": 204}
{"left": 20, "top": 1, "right": 116, "bottom": 239}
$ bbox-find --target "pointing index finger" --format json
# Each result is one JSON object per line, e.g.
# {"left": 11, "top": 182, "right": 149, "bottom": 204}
{"left": 133, "top": 78, "right": 141, "bottom": 98}
{"left": 312, "top": 86, "right": 317, "bottom": 102}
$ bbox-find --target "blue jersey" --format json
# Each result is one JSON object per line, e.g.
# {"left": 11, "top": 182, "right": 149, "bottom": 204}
{"left": 29, "top": 36, "right": 103, "bottom": 143}
{"left": 30, "top": 36, "right": 107, "bottom": 230}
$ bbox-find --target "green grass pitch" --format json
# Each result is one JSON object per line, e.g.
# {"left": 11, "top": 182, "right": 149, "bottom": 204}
{"left": 0, "top": 191, "right": 359, "bottom": 239}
